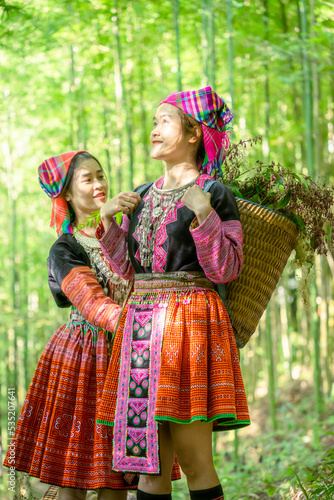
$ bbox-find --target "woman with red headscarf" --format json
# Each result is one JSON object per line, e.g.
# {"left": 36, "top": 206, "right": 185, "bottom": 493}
{"left": 96, "top": 87, "right": 251, "bottom": 500}
{"left": 3, "top": 151, "right": 141, "bottom": 499}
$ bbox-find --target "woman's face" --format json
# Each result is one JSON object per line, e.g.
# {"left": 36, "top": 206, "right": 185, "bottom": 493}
{"left": 150, "top": 103, "right": 192, "bottom": 163}
{"left": 65, "top": 158, "right": 108, "bottom": 220}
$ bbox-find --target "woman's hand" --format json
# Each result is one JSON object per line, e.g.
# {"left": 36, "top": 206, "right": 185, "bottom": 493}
{"left": 100, "top": 191, "right": 141, "bottom": 231}
{"left": 181, "top": 185, "right": 212, "bottom": 225}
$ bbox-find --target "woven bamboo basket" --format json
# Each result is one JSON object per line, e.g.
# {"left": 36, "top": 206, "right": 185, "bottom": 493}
{"left": 225, "top": 199, "right": 299, "bottom": 348}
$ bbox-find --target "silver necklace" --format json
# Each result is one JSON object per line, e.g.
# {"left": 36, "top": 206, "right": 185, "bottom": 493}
{"left": 73, "top": 229, "right": 126, "bottom": 299}
{"left": 135, "top": 175, "right": 200, "bottom": 268}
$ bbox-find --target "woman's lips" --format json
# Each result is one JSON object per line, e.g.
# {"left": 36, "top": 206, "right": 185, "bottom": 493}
{"left": 94, "top": 193, "right": 106, "bottom": 199}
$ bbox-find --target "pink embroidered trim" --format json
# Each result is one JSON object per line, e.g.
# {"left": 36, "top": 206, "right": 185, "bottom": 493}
{"left": 190, "top": 210, "right": 243, "bottom": 284}
{"left": 99, "top": 217, "right": 134, "bottom": 280}
{"left": 151, "top": 175, "right": 214, "bottom": 272}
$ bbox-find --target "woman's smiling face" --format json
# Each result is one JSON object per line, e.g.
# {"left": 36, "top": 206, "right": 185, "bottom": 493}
{"left": 150, "top": 103, "right": 193, "bottom": 163}
{"left": 64, "top": 158, "right": 108, "bottom": 220}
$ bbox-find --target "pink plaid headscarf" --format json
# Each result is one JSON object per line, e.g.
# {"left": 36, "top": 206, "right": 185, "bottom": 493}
{"left": 38, "top": 150, "right": 86, "bottom": 235}
{"left": 160, "top": 86, "right": 233, "bottom": 179}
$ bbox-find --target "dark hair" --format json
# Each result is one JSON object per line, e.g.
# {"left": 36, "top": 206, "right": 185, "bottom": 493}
{"left": 178, "top": 109, "right": 206, "bottom": 167}
{"left": 61, "top": 152, "right": 102, "bottom": 196}
{"left": 61, "top": 152, "right": 103, "bottom": 223}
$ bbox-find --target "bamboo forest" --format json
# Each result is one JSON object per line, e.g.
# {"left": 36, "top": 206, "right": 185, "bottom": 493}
{"left": 0, "top": 0, "right": 333, "bottom": 499}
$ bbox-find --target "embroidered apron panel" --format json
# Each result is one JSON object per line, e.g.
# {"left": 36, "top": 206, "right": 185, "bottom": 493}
{"left": 113, "top": 304, "right": 167, "bottom": 474}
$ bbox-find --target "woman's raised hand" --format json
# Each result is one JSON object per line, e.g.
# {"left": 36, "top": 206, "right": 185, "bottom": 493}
{"left": 181, "top": 185, "right": 212, "bottom": 225}
{"left": 100, "top": 191, "right": 142, "bottom": 230}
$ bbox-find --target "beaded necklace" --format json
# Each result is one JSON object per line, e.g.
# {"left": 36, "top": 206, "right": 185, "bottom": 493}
{"left": 73, "top": 228, "right": 127, "bottom": 303}
{"left": 134, "top": 174, "right": 200, "bottom": 268}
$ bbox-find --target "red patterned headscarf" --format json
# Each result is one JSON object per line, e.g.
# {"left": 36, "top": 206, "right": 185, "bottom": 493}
{"left": 160, "top": 86, "right": 233, "bottom": 179}
{"left": 38, "top": 150, "right": 86, "bottom": 235}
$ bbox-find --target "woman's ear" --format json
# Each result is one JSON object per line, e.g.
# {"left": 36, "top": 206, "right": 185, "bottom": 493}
{"left": 64, "top": 192, "right": 71, "bottom": 202}
{"left": 188, "top": 125, "right": 202, "bottom": 144}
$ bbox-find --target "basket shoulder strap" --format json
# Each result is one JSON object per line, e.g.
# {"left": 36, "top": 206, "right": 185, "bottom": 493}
{"left": 202, "top": 178, "right": 233, "bottom": 326}
{"left": 136, "top": 181, "right": 154, "bottom": 197}
{"left": 202, "top": 179, "right": 216, "bottom": 193}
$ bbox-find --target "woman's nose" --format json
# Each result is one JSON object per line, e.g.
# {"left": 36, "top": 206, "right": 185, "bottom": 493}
{"left": 94, "top": 178, "right": 103, "bottom": 187}
{"left": 151, "top": 125, "right": 160, "bottom": 137}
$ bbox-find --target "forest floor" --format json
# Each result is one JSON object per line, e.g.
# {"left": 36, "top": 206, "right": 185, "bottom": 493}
{"left": 171, "top": 378, "right": 334, "bottom": 500}
{"left": 2, "top": 377, "right": 333, "bottom": 500}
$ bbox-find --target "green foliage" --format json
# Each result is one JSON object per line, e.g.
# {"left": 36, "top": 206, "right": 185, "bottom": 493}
{"left": 0, "top": 0, "right": 333, "bottom": 497}
{"left": 172, "top": 383, "right": 334, "bottom": 499}
{"left": 76, "top": 210, "right": 101, "bottom": 230}
{"left": 221, "top": 137, "right": 334, "bottom": 276}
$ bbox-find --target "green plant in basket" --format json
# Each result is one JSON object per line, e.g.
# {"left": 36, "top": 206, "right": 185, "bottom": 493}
{"left": 220, "top": 136, "right": 334, "bottom": 292}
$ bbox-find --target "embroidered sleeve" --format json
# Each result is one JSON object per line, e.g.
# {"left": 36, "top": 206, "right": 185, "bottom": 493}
{"left": 96, "top": 216, "right": 135, "bottom": 280}
{"left": 190, "top": 209, "right": 243, "bottom": 284}
{"left": 61, "top": 266, "right": 121, "bottom": 333}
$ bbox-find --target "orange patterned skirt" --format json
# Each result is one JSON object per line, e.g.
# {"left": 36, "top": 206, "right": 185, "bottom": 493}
{"left": 97, "top": 273, "right": 250, "bottom": 475}
{"left": 3, "top": 310, "right": 138, "bottom": 490}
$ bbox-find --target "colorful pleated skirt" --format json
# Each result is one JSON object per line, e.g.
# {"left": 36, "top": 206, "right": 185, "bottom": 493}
{"left": 3, "top": 309, "right": 138, "bottom": 490}
{"left": 97, "top": 272, "right": 251, "bottom": 475}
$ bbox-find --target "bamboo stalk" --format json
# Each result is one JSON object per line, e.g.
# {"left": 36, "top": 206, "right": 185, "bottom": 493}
{"left": 20, "top": 206, "right": 29, "bottom": 396}
{"left": 298, "top": 0, "right": 314, "bottom": 176}
{"left": 138, "top": 52, "right": 149, "bottom": 182}
{"left": 280, "top": 280, "right": 292, "bottom": 380}
{"left": 226, "top": 0, "right": 234, "bottom": 109}
{"left": 262, "top": 0, "right": 270, "bottom": 161}
{"left": 208, "top": 0, "right": 216, "bottom": 88}
{"left": 311, "top": 266, "right": 323, "bottom": 445}
{"left": 69, "top": 44, "right": 75, "bottom": 148}
{"left": 201, "top": 0, "right": 209, "bottom": 86}
{"left": 112, "top": 9, "right": 124, "bottom": 192}
{"left": 172, "top": 0, "right": 182, "bottom": 91}
{"left": 4, "top": 113, "right": 18, "bottom": 394}
{"left": 113, "top": 3, "right": 134, "bottom": 189}
{"left": 265, "top": 303, "right": 277, "bottom": 431}
{"left": 309, "top": 0, "right": 321, "bottom": 175}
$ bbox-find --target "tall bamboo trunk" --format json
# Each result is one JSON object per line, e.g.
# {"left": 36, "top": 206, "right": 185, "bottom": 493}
{"left": 265, "top": 302, "right": 277, "bottom": 431}
{"left": 201, "top": 0, "right": 209, "bottom": 86}
{"left": 69, "top": 44, "right": 75, "bottom": 148}
{"left": 172, "top": 0, "right": 182, "bottom": 91}
{"left": 310, "top": 0, "right": 321, "bottom": 175}
{"left": 226, "top": 0, "right": 234, "bottom": 109}
{"left": 5, "top": 114, "right": 18, "bottom": 394}
{"left": 263, "top": 0, "right": 270, "bottom": 161}
{"left": 201, "top": 0, "right": 216, "bottom": 87}
{"left": 138, "top": 53, "right": 149, "bottom": 181}
{"left": 208, "top": 0, "right": 216, "bottom": 88}
{"left": 278, "top": 0, "right": 304, "bottom": 165}
{"left": 20, "top": 207, "right": 29, "bottom": 396}
{"left": 279, "top": 279, "right": 292, "bottom": 380}
{"left": 311, "top": 277, "right": 322, "bottom": 446}
{"left": 113, "top": 2, "right": 134, "bottom": 189}
{"left": 298, "top": 0, "right": 314, "bottom": 175}
{"left": 113, "top": 9, "right": 124, "bottom": 192}
{"left": 99, "top": 75, "right": 113, "bottom": 196}
{"left": 78, "top": 69, "right": 87, "bottom": 151}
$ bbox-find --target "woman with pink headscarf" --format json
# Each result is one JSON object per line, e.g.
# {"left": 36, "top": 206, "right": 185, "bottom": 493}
{"left": 4, "top": 151, "right": 138, "bottom": 499}
{"left": 97, "top": 87, "right": 251, "bottom": 500}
